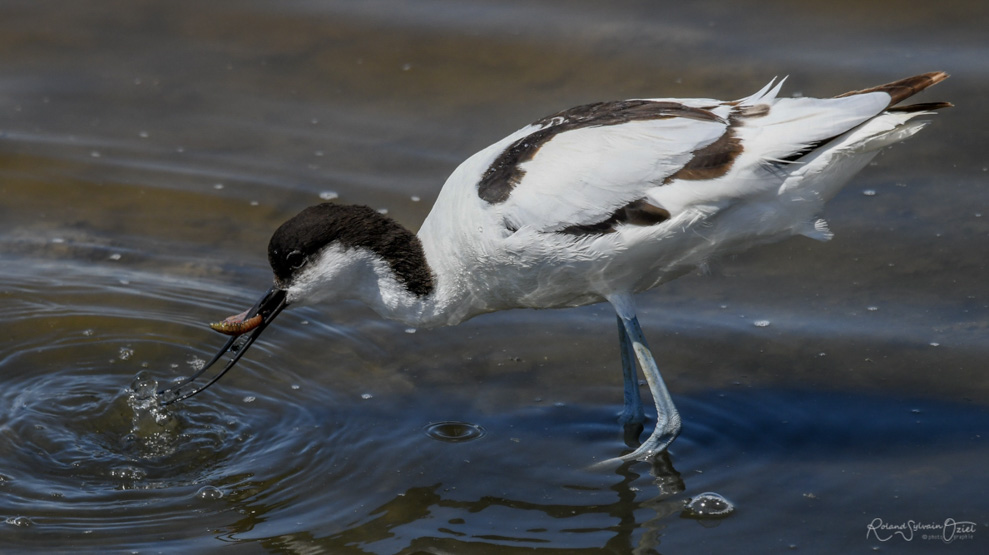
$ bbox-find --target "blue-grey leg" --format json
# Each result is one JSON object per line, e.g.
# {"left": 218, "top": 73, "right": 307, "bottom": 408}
{"left": 617, "top": 314, "right": 646, "bottom": 427}
{"left": 608, "top": 294, "right": 681, "bottom": 461}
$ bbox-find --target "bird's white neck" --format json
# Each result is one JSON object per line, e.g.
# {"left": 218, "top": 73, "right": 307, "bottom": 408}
{"left": 283, "top": 230, "right": 480, "bottom": 329}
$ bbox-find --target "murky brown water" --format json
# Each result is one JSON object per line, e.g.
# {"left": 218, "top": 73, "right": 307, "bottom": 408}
{"left": 2, "top": 1, "right": 987, "bottom": 552}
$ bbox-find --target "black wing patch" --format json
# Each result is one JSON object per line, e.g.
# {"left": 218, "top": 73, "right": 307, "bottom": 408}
{"left": 557, "top": 199, "right": 671, "bottom": 235}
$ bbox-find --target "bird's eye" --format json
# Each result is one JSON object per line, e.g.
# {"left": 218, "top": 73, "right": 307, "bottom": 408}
{"left": 286, "top": 250, "right": 307, "bottom": 270}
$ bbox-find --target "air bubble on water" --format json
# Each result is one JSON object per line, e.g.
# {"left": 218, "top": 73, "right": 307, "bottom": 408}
{"left": 361, "top": 393, "right": 373, "bottom": 400}
{"left": 411, "top": 195, "right": 421, "bottom": 202}
{"left": 118, "top": 346, "right": 134, "bottom": 360}
{"left": 291, "top": 384, "right": 300, "bottom": 390}
{"left": 682, "top": 492, "right": 735, "bottom": 519}
{"left": 109, "top": 253, "right": 122, "bottom": 261}
{"left": 197, "top": 485, "right": 224, "bottom": 500}
{"left": 187, "top": 356, "right": 206, "bottom": 371}
{"left": 867, "top": 306, "right": 879, "bottom": 312}
{"left": 243, "top": 396, "right": 256, "bottom": 403}
{"left": 405, "top": 328, "right": 417, "bottom": 334}
{"left": 5, "top": 516, "right": 33, "bottom": 527}
{"left": 213, "top": 183, "right": 224, "bottom": 190}
{"left": 862, "top": 189, "right": 877, "bottom": 196}
{"left": 753, "top": 319, "right": 771, "bottom": 328}
{"left": 319, "top": 190, "right": 339, "bottom": 201}
{"left": 82, "top": 329, "right": 95, "bottom": 336}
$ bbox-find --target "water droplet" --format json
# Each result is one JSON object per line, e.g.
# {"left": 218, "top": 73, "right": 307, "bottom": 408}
{"left": 753, "top": 319, "right": 771, "bottom": 328}
{"left": 129, "top": 371, "right": 158, "bottom": 400}
{"left": 682, "top": 492, "right": 735, "bottom": 519}
{"left": 110, "top": 465, "right": 147, "bottom": 481}
{"left": 197, "top": 485, "right": 224, "bottom": 500}
{"left": 424, "top": 421, "right": 485, "bottom": 443}
{"left": 318, "top": 190, "right": 339, "bottom": 200}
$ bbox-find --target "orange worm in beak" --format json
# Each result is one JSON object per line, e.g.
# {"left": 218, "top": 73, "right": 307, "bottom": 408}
{"left": 209, "top": 310, "right": 263, "bottom": 336}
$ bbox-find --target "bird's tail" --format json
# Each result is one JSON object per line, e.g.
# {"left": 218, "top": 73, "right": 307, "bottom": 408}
{"left": 835, "top": 71, "right": 952, "bottom": 112}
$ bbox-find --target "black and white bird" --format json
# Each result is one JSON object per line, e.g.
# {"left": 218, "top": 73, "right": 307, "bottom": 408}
{"left": 159, "top": 72, "right": 950, "bottom": 462}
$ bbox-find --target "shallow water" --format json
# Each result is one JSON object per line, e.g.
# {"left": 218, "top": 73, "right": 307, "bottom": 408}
{"left": 2, "top": 0, "right": 987, "bottom": 552}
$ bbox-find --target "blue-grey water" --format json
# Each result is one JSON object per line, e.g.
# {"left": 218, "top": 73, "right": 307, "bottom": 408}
{"left": 1, "top": 1, "right": 987, "bottom": 553}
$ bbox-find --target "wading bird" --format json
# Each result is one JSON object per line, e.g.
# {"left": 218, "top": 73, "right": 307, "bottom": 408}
{"left": 159, "top": 72, "right": 949, "bottom": 462}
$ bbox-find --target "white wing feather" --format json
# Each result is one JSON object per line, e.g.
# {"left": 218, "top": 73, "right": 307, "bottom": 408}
{"left": 500, "top": 116, "right": 727, "bottom": 231}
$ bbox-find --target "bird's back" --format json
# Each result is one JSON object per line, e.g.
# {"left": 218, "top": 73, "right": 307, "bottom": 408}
{"left": 417, "top": 73, "right": 949, "bottom": 322}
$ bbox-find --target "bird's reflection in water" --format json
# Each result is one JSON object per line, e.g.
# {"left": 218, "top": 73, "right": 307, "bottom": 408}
{"left": 220, "top": 451, "right": 691, "bottom": 553}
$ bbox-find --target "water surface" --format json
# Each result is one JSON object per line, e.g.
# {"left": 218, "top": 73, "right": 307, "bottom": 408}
{"left": 1, "top": 1, "right": 987, "bottom": 552}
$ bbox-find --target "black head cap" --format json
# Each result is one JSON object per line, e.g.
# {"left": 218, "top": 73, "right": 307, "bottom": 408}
{"left": 267, "top": 203, "right": 435, "bottom": 297}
